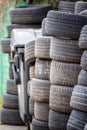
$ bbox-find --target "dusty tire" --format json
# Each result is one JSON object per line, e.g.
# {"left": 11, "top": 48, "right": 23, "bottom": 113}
{"left": 67, "top": 110, "right": 87, "bottom": 130}
{"left": 29, "top": 97, "right": 34, "bottom": 116}
{"left": 78, "top": 69, "right": 87, "bottom": 86}
{"left": 42, "top": 18, "right": 50, "bottom": 36}
{"left": 75, "top": 2, "right": 87, "bottom": 14}
{"left": 70, "top": 85, "right": 87, "bottom": 112}
{"left": 9, "top": 64, "right": 14, "bottom": 79}
{"left": 84, "top": 124, "right": 87, "bottom": 130}
{"left": 81, "top": 51, "right": 87, "bottom": 71}
{"left": 1, "top": 108, "right": 24, "bottom": 125}
{"left": 30, "top": 78, "right": 50, "bottom": 102}
{"left": 27, "top": 81, "right": 31, "bottom": 96}
{"left": 1, "top": 38, "right": 10, "bottom": 53}
{"left": 29, "top": 65, "right": 35, "bottom": 80}
{"left": 50, "top": 85, "right": 73, "bottom": 113}
{"left": 50, "top": 37, "right": 82, "bottom": 63}
{"left": 34, "top": 102, "right": 49, "bottom": 121}
{"left": 6, "top": 79, "right": 18, "bottom": 95}
{"left": 49, "top": 110, "right": 69, "bottom": 130}
{"left": 50, "top": 60, "right": 81, "bottom": 86}
{"left": 35, "top": 59, "right": 51, "bottom": 80}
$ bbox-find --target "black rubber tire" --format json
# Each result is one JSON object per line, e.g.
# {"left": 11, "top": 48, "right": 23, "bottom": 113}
{"left": 7, "top": 24, "right": 41, "bottom": 38}
{"left": 79, "top": 9, "right": 87, "bottom": 17}
{"left": 27, "top": 81, "right": 31, "bottom": 96}
{"left": 58, "top": 1, "right": 75, "bottom": 13}
{"left": 30, "top": 78, "right": 50, "bottom": 102}
{"left": 9, "top": 4, "right": 52, "bottom": 24}
{"left": 50, "top": 60, "right": 81, "bottom": 86}
{"left": 81, "top": 50, "right": 87, "bottom": 71}
{"left": 84, "top": 124, "right": 87, "bottom": 130}
{"left": 29, "top": 97, "right": 34, "bottom": 116}
{"left": 50, "top": 85, "right": 73, "bottom": 113}
{"left": 32, "top": 118, "right": 49, "bottom": 130}
{"left": 35, "top": 36, "right": 51, "bottom": 60}
{"left": 50, "top": 37, "right": 82, "bottom": 63}
{"left": 67, "top": 110, "right": 87, "bottom": 130}
{"left": 2, "top": 93, "right": 18, "bottom": 109}
{"left": 45, "top": 10, "right": 87, "bottom": 39}
{"left": 75, "top": 1, "right": 87, "bottom": 14}
{"left": 29, "top": 65, "right": 35, "bottom": 80}
{"left": 78, "top": 69, "right": 87, "bottom": 86}
{"left": 49, "top": 110, "right": 69, "bottom": 130}
{"left": 9, "top": 64, "right": 14, "bottom": 79}
{"left": 1, "top": 108, "right": 24, "bottom": 125}
{"left": 6, "top": 79, "right": 18, "bottom": 95}
{"left": 25, "top": 40, "right": 35, "bottom": 65}
{"left": 79, "top": 25, "right": 87, "bottom": 49}
{"left": 1, "top": 38, "right": 11, "bottom": 53}
{"left": 34, "top": 102, "right": 49, "bottom": 122}
{"left": 35, "top": 59, "right": 51, "bottom": 80}
{"left": 70, "top": 85, "right": 87, "bottom": 112}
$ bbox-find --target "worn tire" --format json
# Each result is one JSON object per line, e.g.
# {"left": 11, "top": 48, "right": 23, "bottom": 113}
{"left": 67, "top": 110, "right": 87, "bottom": 130}
{"left": 75, "top": 2, "right": 87, "bottom": 14}
{"left": 78, "top": 69, "right": 87, "bottom": 86}
{"left": 50, "top": 60, "right": 81, "bottom": 86}
{"left": 35, "top": 59, "right": 51, "bottom": 80}
{"left": 49, "top": 110, "right": 69, "bottom": 130}
{"left": 1, "top": 38, "right": 10, "bottom": 53}
{"left": 32, "top": 118, "right": 49, "bottom": 130}
{"left": 50, "top": 37, "right": 82, "bottom": 63}
{"left": 84, "top": 124, "right": 87, "bottom": 130}
{"left": 50, "top": 85, "right": 73, "bottom": 113}
{"left": 45, "top": 10, "right": 87, "bottom": 39}
{"left": 42, "top": 18, "right": 50, "bottom": 36}
{"left": 27, "top": 81, "right": 31, "bottom": 96}
{"left": 29, "top": 97, "right": 34, "bottom": 116}
{"left": 30, "top": 78, "right": 50, "bottom": 102}
{"left": 81, "top": 51, "right": 87, "bottom": 71}
{"left": 6, "top": 79, "right": 18, "bottom": 95}
{"left": 9, "top": 64, "right": 14, "bottom": 79}
{"left": 29, "top": 65, "right": 35, "bottom": 80}
{"left": 1, "top": 108, "right": 24, "bottom": 125}
{"left": 34, "top": 102, "right": 49, "bottom": 121}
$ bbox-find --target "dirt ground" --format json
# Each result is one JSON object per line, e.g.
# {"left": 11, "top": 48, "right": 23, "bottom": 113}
{"left": 0, "top": 125, "right": 27, "bottom": 130}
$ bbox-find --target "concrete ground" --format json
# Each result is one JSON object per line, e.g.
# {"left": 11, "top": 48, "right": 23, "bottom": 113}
{"left": 0, "top": 125, "right": 27, "bottom": 130}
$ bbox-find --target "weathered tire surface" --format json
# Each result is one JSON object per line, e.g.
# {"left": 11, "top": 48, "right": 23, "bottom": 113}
{"left": 49, "top": 110, "right": 69, "bottom": 130}
{"left": 30, "top": 78, "right": 50, "bottom": 102}
{"left": 34, "top": 102, "right": 49, "bottom": 121}
{"left": 9, "top": 64, "right": 14, "bottom": 79}
{"left": 50, "top": 60, "right": 81, "bottom": 86}
{"left": 29, "top": 97, "right": 34, "bottom": 116}
{"left": 78, "top": 69, "right": 87, "bottom": 86}
{"left": 6, "top": 79, "right": 18, "bottom": 95}
{"left": 84, "top": 124, "right": 87, "bottom": 130}
{"left": 67, "top": 110, "right": 87, "bottom": 130}
{"left": 50, "top": 37, "right": 82, "bottom": 63}
{"left": 45, "top": 10, "right": 87, "bottom": 39}
{"left": 29, "top": 65, "right": 35, "bottom": 80}
{"left": 27, "top": 81, "right": 31, "bottom": 96}
{"left": 75, "top": 2, "right": 87, "bottom": 14}
{"left": 81, "top": 51, "right": 87, "bottom": 71}
{"left": 25, "top": 40, "right": 35, "bottom": 65}
{"left": 50, "top": 85, "right": 73, "bottom": 113}
{"left": 1, "top": 38, "right": 10, "bottom": 53}
{"left": 2, "top": 93, "right": 18, "bottom": 109}
{"left": 35, "top": 59, "right": 51, "bottom": 80}
{"left": 70, "top": 85, "right": 87, "bottom": 112}
{"left": 32, "top": 118, "right": 49, "bottom": 130}
{"left": 58, "top": 1, "right": 75, "bottom": 13}
{"left": 42, "top": 18, "right": 50, "bottom": 36}
{"left": 1, "top": 108, "right": 24, "bottom": 125}
{"left": 35, "top": 36, "right": 51, "bottom": 59}
{"left": 9, "top": 4, "right": 52, "bottom": 24}
{"left": 79, "top": 10, "right": 87, "bottom": 17}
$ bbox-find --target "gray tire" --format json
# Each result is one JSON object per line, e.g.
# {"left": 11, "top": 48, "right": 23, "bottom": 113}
{"left": 30, "top": 78, "right": 50, "bottom": 102}
{"left": 9, "top": 64, "right": 14, "bottom": 79}
{"left": 42, "top": 18, "right": 50, "bottom": 36}
{"left": 29, "top": 65, "right": 35, "bottom": 80}
{"left": 27, "top": 81, "right": 31, "bottom": 96}
{"left": 29, "top": 97, "right": 34, "bottom": 116}
{"left": 1, "top": 38, "right": 10, "bottom": 53}
{"left": 78, "top": 69, "right": 87, "bottom": 86}
{"left": 35, "top": 59, "right": 51, "bottom": 80}
{"left": 50, "top": 60, "right": 81, "bottom": 86}
{"left": 79, "top": 10, "right": 87, "bottom": 17}
{"left": 84, "top": 124, "right": 87, "bottom": 130}
{"left": 50, "top": 37, "right": 82, "bottom": 63}
{"left": 81, "top": 50, "right": 87, "bottom": 71}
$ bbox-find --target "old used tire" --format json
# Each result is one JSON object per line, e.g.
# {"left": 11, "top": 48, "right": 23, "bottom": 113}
{"left": 6, "top": 79, "right": 18, "bottom": 95}
{"left": 50, "top": 37, "right": 82, "bottom": 63}
{"left": 49, "top": 110, "right": 69, "bottom": 130}
{"left": 9, "top": 4, "right": 52, "bottom": 24}
{"left": 34, "top": 102, "right": 49, "bottom": 121}
{"left": 1, "top": 108, "right": 24, "bottom": 125}
{"left": 84, "top": 124, "right": 87, "bottom": 130}
{"left": 70, "top": 85, "right": 87, "bottom": 112}
{"left": 25, "top": 40, "right": 35, "bottom": 65}
{"left": 32, "top": 118, "right": 49, "bottom": 130}
{"left": 79, "top": 9, "right": 87, "bottom": 17}
{"left": 1, "top": 38, "right": 10, "bottom": 53}
{"left": 81, "top": 51, "right": 87, "bottom": 71}
{"left": 9, "top": 64, "right": 14, "bottom": 79}
{"left": 30, "top": 78, "right": 50, "bottom": 102}
{"left": 67, "top": 110, "right": 87, "bottom": 130}
{"left": 42, "top": 18, "right": 50, "bottom": 36}
{"left": 27, "top": 81, "right": 31, "bottom": 96}
{"left": 50, "top": 60, "right": 81, "bottom": 86}
{"left": 78, "top": 69, "right": 87, "bottom": 86}
{"left": 75, "top": 2, "right": 87, "bottom": 14}
{"left": 29, "top": 65, "right": 35, "bottom": 80}
{"left": 2, "top": 93, "right": 18, "bottom": 109}
{"left": 35, "top": 36, "right": 51, "bottom": 59}
{"left": 45, "top": 10, "right": 87, "bottom": 39}
{"left": 50, "top": 85, "right": 73, "bottom": 113}
{"left": 29, "top": 97, "right": 34, "bottom": 116}
{"left": 35, "top": 59, "right": 51, "bottom": 80}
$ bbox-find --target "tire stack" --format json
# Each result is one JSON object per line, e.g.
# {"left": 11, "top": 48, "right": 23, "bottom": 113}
{"left": 67, "top": 25, "right": 87, "bottom": 130}
{"left": 45, "top": 10, "right": 87, "bottom": 130}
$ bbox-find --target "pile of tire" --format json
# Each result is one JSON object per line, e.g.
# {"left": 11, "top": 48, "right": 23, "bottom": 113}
{"left": 44, "top": 10, "right": 87, "bottom": 130}
{"left": 67, "top": 25, "right": 87, "bottom": 130}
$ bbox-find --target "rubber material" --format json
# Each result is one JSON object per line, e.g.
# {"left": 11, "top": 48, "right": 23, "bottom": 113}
{"left": 29, "top": 97, "right": 34, "bottom": 116}
{"left": 1, "top": 38, "right": 10, "bottom": 53}
{"left": 81, "top": 50, "right": 87, "bottom": 71}
{"left": 78, "top": 69, "right": 87, "bottom": 86}
{"left": 75, "top": 2, "right": 87, "bottom": 14}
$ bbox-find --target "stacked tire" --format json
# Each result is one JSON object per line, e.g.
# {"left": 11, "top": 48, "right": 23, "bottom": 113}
{"left": 45, "top": 10, "right": 87, "bottom": 130}
{"left": 67, "top": 25, "right": 87, "bottom": 130}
